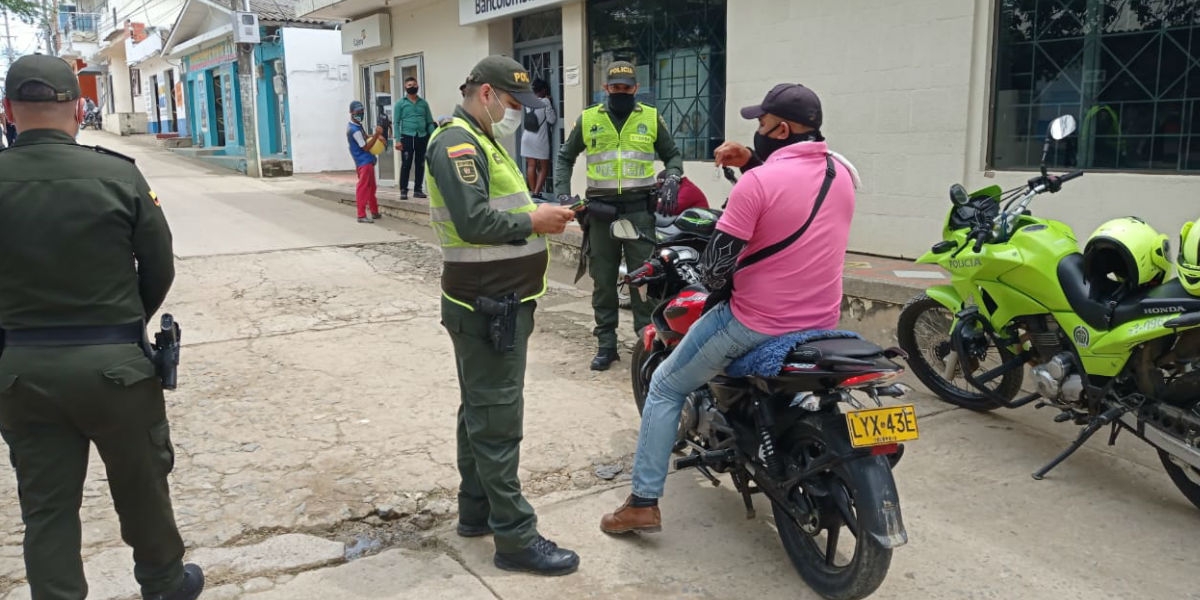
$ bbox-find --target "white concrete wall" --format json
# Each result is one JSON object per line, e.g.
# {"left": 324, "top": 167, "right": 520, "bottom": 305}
{"left": 282, "top": 27, "right": 355, "bottom": 173}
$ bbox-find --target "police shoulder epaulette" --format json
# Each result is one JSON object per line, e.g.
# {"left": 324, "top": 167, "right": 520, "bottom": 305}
{"left": 88, "top": 144, "right": 136, "bottom": 164}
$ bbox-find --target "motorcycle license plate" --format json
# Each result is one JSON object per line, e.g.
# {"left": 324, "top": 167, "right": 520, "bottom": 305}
{"left": 845, "top": 404, "right": 920, "bottom": 448}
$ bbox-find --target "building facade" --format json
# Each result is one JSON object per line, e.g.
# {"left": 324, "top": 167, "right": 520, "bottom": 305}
{"left": 163, "top": 0, "right": 351, "bottom": 175}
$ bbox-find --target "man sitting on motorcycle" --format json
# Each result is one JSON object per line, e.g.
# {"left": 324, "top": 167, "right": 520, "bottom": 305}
{"left": 600, "top": 83, "right": 860, "bottom": 533}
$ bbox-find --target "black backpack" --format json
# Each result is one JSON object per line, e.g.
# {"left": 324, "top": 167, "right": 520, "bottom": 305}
{"left": 523, "top": 106, "right": 541, "bottom": 133}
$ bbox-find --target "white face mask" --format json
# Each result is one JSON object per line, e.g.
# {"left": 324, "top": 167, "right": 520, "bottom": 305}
{"left": 487, "top": 91, "right": 523, "bottom": 138}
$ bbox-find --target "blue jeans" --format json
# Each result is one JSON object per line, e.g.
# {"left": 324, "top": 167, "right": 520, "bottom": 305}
{"left": 631, "top": 302, "right": 773, "bottom": 498}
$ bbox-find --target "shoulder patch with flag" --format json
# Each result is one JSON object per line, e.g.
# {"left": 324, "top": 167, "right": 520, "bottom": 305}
{"left": 446, "top": 143, "right": 476, "bottom": 158}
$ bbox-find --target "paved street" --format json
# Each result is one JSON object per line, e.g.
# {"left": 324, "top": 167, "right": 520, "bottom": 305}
{"left": 1, "top": 132, "right": 1198, "bottom": 600}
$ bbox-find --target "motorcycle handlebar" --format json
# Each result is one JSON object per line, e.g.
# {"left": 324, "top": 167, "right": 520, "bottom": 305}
{"left": 1058, "top": 170, "right": 1084, "bottom": 184}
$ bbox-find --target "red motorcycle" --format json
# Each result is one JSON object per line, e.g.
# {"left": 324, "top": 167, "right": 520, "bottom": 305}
{"left": 612, "top": 218, "right": 917, "bottom": 600}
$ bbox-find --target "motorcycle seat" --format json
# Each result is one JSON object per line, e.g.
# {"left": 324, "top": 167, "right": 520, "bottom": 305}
{"left": 655, "top": 214, "right": 677, "bottom": 228}
{"left": 1059, "top": 254, "right": 1200, "bottom": 331}
{"left": 788, "top": 338, "right": 886, "bottom": 361}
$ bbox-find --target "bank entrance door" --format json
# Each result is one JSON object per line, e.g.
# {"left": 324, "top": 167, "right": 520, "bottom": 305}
{"left": 363, "top": 62, "right": 395, "bottom": 185}
{"left": 515, "top": 41, "right": 563, "bottom": 192}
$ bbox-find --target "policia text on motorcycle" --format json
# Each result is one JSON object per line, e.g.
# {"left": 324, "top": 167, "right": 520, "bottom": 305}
{"left": 0, "top": 55, "right": 202, "bottom": 600}
{"left": 555, "top": 61, "right": 684, "bottom": 371}
{"left": 425, "top": 55, "right": 581, "bottom": 576}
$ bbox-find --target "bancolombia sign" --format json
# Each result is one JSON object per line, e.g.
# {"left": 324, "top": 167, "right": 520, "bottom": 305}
{"left": 458, "top": 0, "right": 567, "bottom": 25}
{"left": 341, "top": 13, "right": 391, "bottom": 54}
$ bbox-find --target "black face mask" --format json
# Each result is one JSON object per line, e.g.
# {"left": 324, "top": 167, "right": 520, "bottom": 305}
{"left": 608, "top": 93, "right": 636, "bottom": 116}
{"left": 406, "top": 86, "right": 418, "bottom": 95}
{"left": 752, "top": 122, "right": 821, "bottom": 160}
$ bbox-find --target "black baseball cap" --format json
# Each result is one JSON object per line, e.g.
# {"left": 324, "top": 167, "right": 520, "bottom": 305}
{"left": 465, "top": 55, "right": 540, "bottom": 108}
{"left": 606, "top": 61, "right": 637, "bottom": 86}
{"left": 740, "top": 83, "right": 822, "bottom": 130}
{"left": 5, "top": 54, "right": 81, "bottom": 103}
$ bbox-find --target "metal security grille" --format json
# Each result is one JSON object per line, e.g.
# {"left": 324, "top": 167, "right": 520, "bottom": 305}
{"left": 587, "top": 0, "right": 727, "bottom": 161}
{"left": 991, "top": 0, "right": 1200, "bottom": 172}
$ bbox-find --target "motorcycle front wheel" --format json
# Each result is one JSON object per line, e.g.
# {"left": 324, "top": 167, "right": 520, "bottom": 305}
{"left": 896, "top": 293, "right": 1022, "bottom": 411}
{"left": 772, "top": 420, "right": 893, "bottom": 600}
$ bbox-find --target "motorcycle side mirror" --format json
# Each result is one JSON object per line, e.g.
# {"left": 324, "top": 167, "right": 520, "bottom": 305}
{"left": 1048, "top": 115, "right": 1077, "bottom": 141}
{"left": 610, "top": 219, "right": 641, "bottom": 241}
{"left": 949, "top": 184, "right": 969, "bottom": 206}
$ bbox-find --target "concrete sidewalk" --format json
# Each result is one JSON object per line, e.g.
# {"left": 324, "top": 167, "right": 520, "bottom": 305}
{"left": 296, "top": 170, "right": 945, "bottom": 307}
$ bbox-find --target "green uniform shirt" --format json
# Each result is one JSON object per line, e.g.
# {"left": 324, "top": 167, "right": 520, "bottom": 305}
{"left": 0, "top": 129, "right": 174, "bottom": 328}
{"left": 394, "top": 95, "right": 437, "bottom": 138}
{"left": 426, "top": 106, "right": 545, "bottom": 303}
{"left": 554, "top": 102, "right": 683, "bottom": 197}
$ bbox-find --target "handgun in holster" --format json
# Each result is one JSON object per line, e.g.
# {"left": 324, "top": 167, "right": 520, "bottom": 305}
{"left": 151, "top": 314, "right": 182, "bottom": 390}
{"left": 474, "top": 293, "right": 519, "bottom": 353}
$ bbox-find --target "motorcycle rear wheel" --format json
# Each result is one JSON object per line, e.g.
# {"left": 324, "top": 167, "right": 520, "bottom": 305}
{"left": 1158, "top": 450, "right": 1200, "bottom": 511}
{"left": 772, "top": 421, "right": 893, "bottom": 600}
{"left": 897, "top": 294, "right": 1022, "bottom": 412}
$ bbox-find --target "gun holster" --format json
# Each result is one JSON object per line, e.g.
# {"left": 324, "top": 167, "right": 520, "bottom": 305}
{"left": 474, "top": 294, "right": 520, "bottom": 353}
{"left": 148, "top": 314, "right": 182, "bottom": 390}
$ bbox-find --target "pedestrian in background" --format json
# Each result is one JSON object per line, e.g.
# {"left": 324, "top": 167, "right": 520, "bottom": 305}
{"left": 347, "top": 99, "right": 384, "bottom": 224}
{"left": 520, "top": 78, "right": 556, "bottom": 199}
{"left": 394, "top": 76, "right": 436, "bottom": 200}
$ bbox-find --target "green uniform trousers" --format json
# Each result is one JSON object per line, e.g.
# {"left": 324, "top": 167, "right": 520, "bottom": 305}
{"left": 588, "top": 206, "right": 655, "bottom": 349}
{"left": 440, "top": 296, "right": 538, "bottom": 554}
{"left": 0, "top": 344, "right": 185, "bottom": 600}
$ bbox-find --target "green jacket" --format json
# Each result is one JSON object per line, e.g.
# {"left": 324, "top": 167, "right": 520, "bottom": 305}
{"left": 0, "top": 129, "right": 174, "bottom": 328}
{"left": 554, "top": 101, "right": 683, "bottom": 197}
{"left": 394, "top": 95, "right": 437, "bottom": 138}
{"left": 425, "top": 106, "right": 546, "bottom": 303}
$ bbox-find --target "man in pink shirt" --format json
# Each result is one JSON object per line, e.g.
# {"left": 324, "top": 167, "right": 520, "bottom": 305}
{"left": 601, "top": 83, "right": 859, "bottom": 533}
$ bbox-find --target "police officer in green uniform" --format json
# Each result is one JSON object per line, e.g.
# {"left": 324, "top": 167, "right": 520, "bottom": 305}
{"left": 555, "top": 61, "right": 684, "bottom": 371}
{"left": 0, "top": 55, "right": 203, "bottom": 600}
{"left": 425, "top": 55, "right": 580, "bottom": 576}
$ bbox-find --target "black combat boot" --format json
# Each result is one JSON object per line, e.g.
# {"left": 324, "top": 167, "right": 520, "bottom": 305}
{"left": 493, "top": 535, "right": 579, "bottom": 576}
{"left": 145, "top": 564, "right": 204, "bottom": 600}
{"left": 590, "top": 347, "right": 619, "bottom": 371}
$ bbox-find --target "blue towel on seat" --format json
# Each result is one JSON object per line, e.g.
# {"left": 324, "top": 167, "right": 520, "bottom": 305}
{"left": 725, "top": 330, "right": 864, "bottom": 378}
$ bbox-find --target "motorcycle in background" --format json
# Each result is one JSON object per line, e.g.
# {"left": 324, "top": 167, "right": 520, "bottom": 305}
{"left": 895, "top": 114, "right": 1200, "bottom": 509}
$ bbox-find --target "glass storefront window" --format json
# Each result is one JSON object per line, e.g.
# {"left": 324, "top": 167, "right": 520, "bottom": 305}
{"left": 587, "top": 0, "right": 727, "bottom": 161}
{"left": 990, "top": 0, "right": 1200, "bottom": 173}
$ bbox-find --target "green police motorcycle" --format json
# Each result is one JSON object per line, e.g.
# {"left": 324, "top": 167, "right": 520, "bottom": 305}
{"left": 896, "top": 115, "right": 1200, "bottom": 509}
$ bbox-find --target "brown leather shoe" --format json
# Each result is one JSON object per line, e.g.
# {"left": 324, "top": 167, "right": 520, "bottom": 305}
{"left": 600, "top": 496, "right": 662, "bottom": 534}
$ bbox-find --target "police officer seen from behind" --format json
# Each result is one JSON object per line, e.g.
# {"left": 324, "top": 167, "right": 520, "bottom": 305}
{"left": 0, "top": 55, "right": 203, "bottom": 600}
{"left": 555, "top": 61, "right": 684, "bottom": 371}
{"left": 425, "top": 55, "right": 579, "bottom": 576}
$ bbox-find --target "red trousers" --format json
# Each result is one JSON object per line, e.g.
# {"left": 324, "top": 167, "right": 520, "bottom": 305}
{"left": 356, "top": 164, "right": 379, "bottom": 218}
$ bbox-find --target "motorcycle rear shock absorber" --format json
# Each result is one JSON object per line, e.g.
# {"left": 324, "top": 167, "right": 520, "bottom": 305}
{"left": 753, "top": 398, "right": 784, "bottom": 478}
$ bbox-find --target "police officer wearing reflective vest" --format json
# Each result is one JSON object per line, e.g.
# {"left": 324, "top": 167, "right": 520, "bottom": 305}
{"left": 0, "top": 55, "right": 203, "bottom": 600}
{"left": 555, "top": 61, "right": 684, "bottom": 371}
{"left": 425, "top": 55, "right": 580, "bottom": 576}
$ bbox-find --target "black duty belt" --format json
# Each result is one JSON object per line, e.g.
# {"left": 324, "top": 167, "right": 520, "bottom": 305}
{"left": 588, "top": 197, "right": 651, "bottom": 214}
{"left": 2, "top": 322, "right": 144, "bottom": 347}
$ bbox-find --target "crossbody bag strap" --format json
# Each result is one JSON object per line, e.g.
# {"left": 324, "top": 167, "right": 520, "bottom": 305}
{"left": 735, "top": 154, "right": 836, "bottom": 272}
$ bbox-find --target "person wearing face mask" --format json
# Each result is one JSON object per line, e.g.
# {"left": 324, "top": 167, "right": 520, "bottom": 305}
{"left": 600, "top": 83, "right": 861, "bottom": 535}
{"left": 425, "top": 55, "right": 580, "bottom": 577}
{"left": 347, "top": 100, "right": 385, "bottom": 223}
{"left": 554, "top": 61, "right": 684, "bottom": 372}
{"left": 393, "top": 76, "right": 436, "bottom": 200}
{"left": 0, "top": 54, "right": 205, "bottom": 600}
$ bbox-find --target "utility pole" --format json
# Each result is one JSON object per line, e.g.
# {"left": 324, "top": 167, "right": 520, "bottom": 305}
{"left": 231, "top": 0, "right": 261, "bottom": 177}
{"left": 2, "top": 10, "right": 17, "bottom": 67}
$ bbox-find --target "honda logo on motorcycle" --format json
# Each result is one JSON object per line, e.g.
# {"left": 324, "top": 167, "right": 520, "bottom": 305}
{"left": 1143, "top": 306, "right": 1185, "bottom": 315}
{"left": 949, "top": 257, "right": 982, "bottom": 270}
